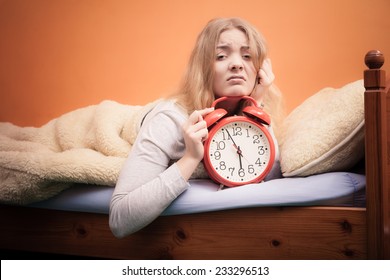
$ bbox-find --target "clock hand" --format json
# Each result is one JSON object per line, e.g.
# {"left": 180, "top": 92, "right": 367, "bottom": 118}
{"left": 225, "top": 129, "right": 244, "bottom": 169}
{"left": 237, "top": 145, "right": 243, "bottom": 169}
{"left": 225, "top": 129, "right": 238, "bottom": 148}
{"left": 225, "top": 128, "right": 244, "bottom": 156}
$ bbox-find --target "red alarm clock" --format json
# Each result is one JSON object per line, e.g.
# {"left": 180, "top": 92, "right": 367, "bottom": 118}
{"left": 203, "top": 96, "right": 275, "bottom": 187}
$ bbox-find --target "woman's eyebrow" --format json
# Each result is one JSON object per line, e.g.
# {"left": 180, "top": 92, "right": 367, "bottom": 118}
{"left": 216, "top": 44, "right": 230, "bottom": 51}
{"left": 216, "top": 44, "right": 250, "bottom": 51}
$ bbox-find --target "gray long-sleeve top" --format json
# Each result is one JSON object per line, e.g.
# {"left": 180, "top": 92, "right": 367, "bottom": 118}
{"left": 109, "top": 99, "right": 280, "bottom": 238}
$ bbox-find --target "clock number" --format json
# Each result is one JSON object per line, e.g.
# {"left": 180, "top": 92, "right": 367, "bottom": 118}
{"left": 248, "top": 165, "right": 255, "bottom": 174}
{"left": 258, "top": 146, "right": 265, "bottom": 155}
{"left": 228, "top": 167, "right": 235, "bottom": 176}
{"left": 214, "top": 151, "right": 221, "bottom": 160}
{"left": 221, "top": 130, "right": 228, "bottom": 141}
{"left": 253, "top": 134, "right": 260, "bottom": 144}
{"left": 238, "top": 168, "right": 245, "bottom": 177}
{"left": 219, "top": 161, "right": 227, "bottom": 170}
{"left": 232, "top": 126, "right": 242, "bottom": 136}
{"left": 255, "top": 158, "right": 262, "bottom": 166}
{"left": 216, "top": 141, "right": 226, "bottom": 151}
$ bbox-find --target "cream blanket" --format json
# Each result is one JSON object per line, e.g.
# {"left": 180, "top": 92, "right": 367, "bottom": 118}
{"left": 0, "top": 100, "right": 158, "bottom": 205}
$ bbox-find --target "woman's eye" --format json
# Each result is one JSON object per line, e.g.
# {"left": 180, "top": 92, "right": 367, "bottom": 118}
{"left": 216, "top": 54, "right": 226, "bottom": 60}
{"left": 243, "top": 54, "right": 252, "bottom": 60}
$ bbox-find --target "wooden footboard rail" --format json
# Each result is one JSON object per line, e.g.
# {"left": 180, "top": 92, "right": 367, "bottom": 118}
{"left": 0, "top": 205, "right": 368, "bottom": 259}
{"left": 364, "top": 50, "right": 390, "bottom": 259}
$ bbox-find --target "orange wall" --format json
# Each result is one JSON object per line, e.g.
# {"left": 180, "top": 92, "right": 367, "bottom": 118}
{"left": 1, "top": 0, "right": 389, "bottom": 126}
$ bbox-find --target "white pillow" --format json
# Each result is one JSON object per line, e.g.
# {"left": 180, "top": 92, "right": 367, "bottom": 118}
{"left": 280, "top": 80, "right": 365, "bottom": 177}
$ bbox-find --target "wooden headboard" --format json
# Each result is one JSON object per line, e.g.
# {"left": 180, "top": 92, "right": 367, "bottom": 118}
{"left": 364, "top": 50, "right": 390, "bottom": 259}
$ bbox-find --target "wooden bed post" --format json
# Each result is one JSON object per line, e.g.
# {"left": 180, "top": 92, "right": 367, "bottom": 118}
{"left": 364, "top": 50, "right": 390, "bottom": 259}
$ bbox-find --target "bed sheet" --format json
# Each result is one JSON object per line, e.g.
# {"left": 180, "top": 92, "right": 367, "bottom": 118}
{"left": 29, "top": 172, "right": 365, "bottom": 215}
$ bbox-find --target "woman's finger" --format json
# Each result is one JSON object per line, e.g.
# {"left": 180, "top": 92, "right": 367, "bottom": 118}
{"left": 258, "top": 58, "right": 274, "bottom": 86}
{"left": 188, "top": 107, "right": 214, "bottom": 124}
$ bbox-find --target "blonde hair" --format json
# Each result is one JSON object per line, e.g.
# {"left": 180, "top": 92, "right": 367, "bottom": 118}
{"left": 172, "top": 17, "right": 284, "bottom": 139}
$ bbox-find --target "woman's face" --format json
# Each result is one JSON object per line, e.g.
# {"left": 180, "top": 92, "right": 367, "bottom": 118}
{"left": 212, "top": 28, "right": 257, "bottom": 98}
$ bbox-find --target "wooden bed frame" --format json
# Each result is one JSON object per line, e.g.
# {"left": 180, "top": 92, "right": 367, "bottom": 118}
{"left": 0, "top": 50, "right": 389, "bottom": 260}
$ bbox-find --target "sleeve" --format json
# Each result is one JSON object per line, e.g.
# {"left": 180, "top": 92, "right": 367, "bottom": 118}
{"left": 109, "top": 109, "right": 190, "bottom": 238}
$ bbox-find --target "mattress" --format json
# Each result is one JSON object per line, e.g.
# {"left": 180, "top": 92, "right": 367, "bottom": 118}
{"left": 29, "top": 172, "right": 366, "bottom": 215}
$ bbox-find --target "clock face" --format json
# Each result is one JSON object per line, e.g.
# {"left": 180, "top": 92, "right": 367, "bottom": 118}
{"left": 204, "top": 116, "right": 275, "bottom": 187}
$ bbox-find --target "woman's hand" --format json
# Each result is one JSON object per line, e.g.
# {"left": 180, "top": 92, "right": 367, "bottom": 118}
{"left": 251, "top": 58, "right": 275, "bottom": 103}
{"left": 177, "top": 107, "right": 214, "bottom": 180}
{"left": 182, "top": 107, "right": 214, "bottom": 160}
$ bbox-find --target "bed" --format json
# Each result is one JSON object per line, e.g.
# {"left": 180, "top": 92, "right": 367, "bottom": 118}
{"left": 0, "top": 50, "right": 389, "bottom": 260}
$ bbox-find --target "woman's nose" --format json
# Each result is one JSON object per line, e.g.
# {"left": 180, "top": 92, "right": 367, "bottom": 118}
{"left": 229, "top": 57, "right": 244, "bottom": 71}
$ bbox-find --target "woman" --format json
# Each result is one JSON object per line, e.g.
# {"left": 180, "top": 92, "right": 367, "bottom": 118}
{"left": 109, "top": 17, "right": 284, "bottom": 238}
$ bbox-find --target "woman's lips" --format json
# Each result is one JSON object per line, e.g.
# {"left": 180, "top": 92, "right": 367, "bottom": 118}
{"left": 227, "top": 76, "right": 246, "bottom": 84}
{"left": 227, "top": 75, "right": 245, "bottom": 81}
